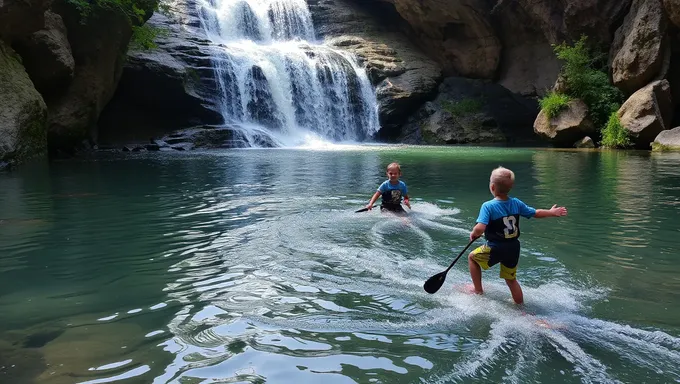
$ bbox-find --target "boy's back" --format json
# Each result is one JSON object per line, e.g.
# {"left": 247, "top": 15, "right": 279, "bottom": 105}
{"left": 477, "top": 197, "right": 536, "bottom": 244}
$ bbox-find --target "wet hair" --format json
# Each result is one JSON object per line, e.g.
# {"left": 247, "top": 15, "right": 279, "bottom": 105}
{"left": 386, "top": 162, "right": 401, "bottom": 173}
{"left": 490, "top": 166, "right": 514, "bottom": 194}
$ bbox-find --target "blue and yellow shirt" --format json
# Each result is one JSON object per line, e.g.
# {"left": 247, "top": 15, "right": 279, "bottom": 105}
{"left": 476, "top": 197, "right": 536, "bottom": 245}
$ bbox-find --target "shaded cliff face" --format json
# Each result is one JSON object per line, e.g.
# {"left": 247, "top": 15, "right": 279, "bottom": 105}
{"left": 354, "top": 0, "right": 632, "bottom": 97}
{"left": 0, "top": 0, "right": 158, "bottom": 166}
{"left": 97, "top": 4, "right": 223, "bottom": 146}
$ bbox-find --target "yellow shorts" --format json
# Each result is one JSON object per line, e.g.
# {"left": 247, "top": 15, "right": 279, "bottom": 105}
{"left": 470, "top": 243, "right": 520, "bottom": 280}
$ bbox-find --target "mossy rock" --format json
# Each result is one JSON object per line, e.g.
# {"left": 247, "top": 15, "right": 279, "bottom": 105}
{"left": 0, "top": 41, "right": 47, "bottom": 168}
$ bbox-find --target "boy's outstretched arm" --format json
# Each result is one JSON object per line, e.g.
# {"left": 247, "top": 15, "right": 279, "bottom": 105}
{"left": 366, "top": 191, "right": 381, "bottom": 210}
{"left": 534, "top": 204, "right": 568, "bottom": 218}
{"left": 469, "top": 223, "right": 486, "bottom": 242}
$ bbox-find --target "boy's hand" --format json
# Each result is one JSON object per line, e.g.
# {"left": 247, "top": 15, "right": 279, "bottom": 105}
{"left": 549, "top": 204, "right": 568, "bottom": 217}
{"left": 365, "top": 204, "right": 373, "bottom": 210}
{"left": 404, "top": 198, "right": 411, "bottom": 209}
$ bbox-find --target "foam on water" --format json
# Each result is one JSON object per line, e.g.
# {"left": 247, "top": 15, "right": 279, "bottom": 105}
{"left": 158, "top": 197, "right": 680, "bottom": 383}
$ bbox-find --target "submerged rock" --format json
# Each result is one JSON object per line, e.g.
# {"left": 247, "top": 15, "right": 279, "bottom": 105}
{"left": 652, "top": 127, "right": 680, "bottom": 150}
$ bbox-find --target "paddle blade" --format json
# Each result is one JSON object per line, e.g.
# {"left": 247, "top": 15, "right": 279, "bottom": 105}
{"left": 423, "top": 271, "right": 448, "bottom": 294}
{"left": 355, "top": 207, "right": 369, "bottom": 213}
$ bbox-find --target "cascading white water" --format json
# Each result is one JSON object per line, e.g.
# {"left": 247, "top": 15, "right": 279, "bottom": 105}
{"left": 197, "top": 0, "right": 380, "bottom": 146}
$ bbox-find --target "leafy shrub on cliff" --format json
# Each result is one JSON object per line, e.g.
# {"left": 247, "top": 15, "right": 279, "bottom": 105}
{"left": 550, "top": 35, "right": 624, "bottom": 131}
{"left": 67, "top": 0, "right": 158, "bottom": 26}
{"left": 539, "top": 92, "right": 571, "bottom": 118}
{"left": 600, "top": 112, "right": 631, "bottom": 148}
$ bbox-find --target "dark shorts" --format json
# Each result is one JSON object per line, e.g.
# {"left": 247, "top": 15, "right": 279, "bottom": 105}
{"left": 470, "top": 241, "right": 520, "bottom": 280}
{"left": 380, "top": 203, "right": 406, "bottom": 214}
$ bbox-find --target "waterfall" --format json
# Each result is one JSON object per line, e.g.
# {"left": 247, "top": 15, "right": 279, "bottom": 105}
{"left": 196, "top": 0, "right": 380, "bottom": 146}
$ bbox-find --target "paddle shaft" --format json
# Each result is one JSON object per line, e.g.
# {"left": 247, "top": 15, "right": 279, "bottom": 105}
{"left": 444, "top": 238, "right": 478, "bottom": 273}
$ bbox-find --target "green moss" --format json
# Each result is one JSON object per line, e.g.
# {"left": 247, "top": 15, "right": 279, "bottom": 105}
{"left": 651, "top": 142, "right": 680, "bottom": 151}
{"left": 539, "top": 92, "right": 571, "bottom": 118}
{"left": 441, "top": 98, "right": 484, "bottom": 117}
{"left": 600, "top": 112, "right": 631, "bottom": 149}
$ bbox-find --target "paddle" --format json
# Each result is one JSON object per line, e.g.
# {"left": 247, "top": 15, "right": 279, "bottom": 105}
{"left": 423, "top": 237, "right": 478, "bottom": 294}
{"left": 355, "top": 204, "right": 409, "bottom": 213}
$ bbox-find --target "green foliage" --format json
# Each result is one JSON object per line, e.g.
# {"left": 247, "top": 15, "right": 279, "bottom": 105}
{"left": 600, "top": 112, "right": 631, "bottom": 148}
{"left": 441, "top": 98, "right": 484, "bottom": 117}
{"left": 539, "top": 92, "right": 571, "bottom": 118}
{"left": 131, "top": 24, "right": 166, "bottom": 50}
{"left": 551, "top": 35, "right": 624, "bottom": 130}
{"left": 67, "top": 0, "right": 158, "bottom": 26}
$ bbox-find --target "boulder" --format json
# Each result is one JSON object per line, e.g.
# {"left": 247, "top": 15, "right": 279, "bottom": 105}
{"left": 13, "top": 11, "right": 75, "bottom": 98}
{"left": 574, "top": 136, "right": 595, "bottom": 148}
{"left": 400, "top": 77, "right": 538, "bottom": 145}
{"left": 0, "top": 0, "right": 51, "bottom": 44}
{"left": 652, "top": 127, "right": 680, "bottom": 150}
{"left": 309, "top": 0, "right": 442, "bottom": 140}
{"left": 617, "top": 80, "right": 673, "bottom": 148}
{"left": 0, "top": 41, "right": 48, "bottom": 169}
{"left": 97, "top": 10, "right": 223, "bottom": 146}
{"left": 664, "top": 0, "right": 680, "bottom": 28}
{"left": 610, "top": 0, "right": 669, "bottom": 95}
{"left": 534, "top": 99, "right": 595, "bottom": 146}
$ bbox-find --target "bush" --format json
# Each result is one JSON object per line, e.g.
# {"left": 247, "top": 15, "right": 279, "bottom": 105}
{"left": 67, "top": 0, "right": 158, "bottom": 26}
{"left": 551, "top": 35, "right": 624, "bottom": 130}
{"left": 600, "top": 112, "right": 631, "bottom": 148}
{"left": 131, "top": 24, "right": 166, "bottom": 50}
{"left": 539, "top": 92, "right": 571, "bottom": 118}
{"left": 441, "top": 98, "right": 484, "bottom": 117}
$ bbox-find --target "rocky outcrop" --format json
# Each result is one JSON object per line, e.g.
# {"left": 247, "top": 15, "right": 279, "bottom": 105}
{"left": 618, "top": 80, "right": 673, "bottom": 148}
{"left": 534, "top": 99, "right": 595, "bottom": 146}
{"left": 492, "top": 0, "right": 632, "bottom": 96}
{"left": 14, "top": 11, "right": 75, "bottom": 97}
{"left": 653, "top": 126, "right": 680, "bottom": 150}
{"left": 309, "top": 0, "right": 442, "bottom": 140}
{"left": 354, "top": 0, "right": 500, "bottom": 79}
{"left": 97, "top": 10, "right": 223, "bottom": 146}
{"left": 610, "top": 0, "right": 669, "bottom": 95}
{"left": 0, "top": 42, "right": 48, "bottom": 169}
{"left": 0, "top": 0, "right": 51, "bottom": 44}
{"left": 43, "top": 1, "right": 138, "bottom": 155}
{"left": 399, "top": 77, "right": 538, "bottom": 144}
{"left": 664, "top": 0, "right": 680, "bottom": 28}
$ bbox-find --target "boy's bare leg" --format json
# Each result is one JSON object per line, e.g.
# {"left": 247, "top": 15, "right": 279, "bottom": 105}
{"left": 505, "top": 279, "right": 523, "bottom": 304}
{"left": 468, "top": 253, "right": 484, "bottom": 294}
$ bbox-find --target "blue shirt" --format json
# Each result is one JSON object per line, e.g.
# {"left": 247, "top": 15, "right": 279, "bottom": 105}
{"left": 378, "top": 180, "right": 408, "bottom": 206}
{"left": 476, "top": 197, "right": 536, "bottom": 245}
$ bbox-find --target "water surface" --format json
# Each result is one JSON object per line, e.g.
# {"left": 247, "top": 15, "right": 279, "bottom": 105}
{"left": 1, "top": 146, "right": 679, "bottom": 383}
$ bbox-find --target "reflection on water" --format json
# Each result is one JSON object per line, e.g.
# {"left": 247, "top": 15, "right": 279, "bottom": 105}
{"left": 1, "top": 147, "right": 680, "bottom": 384}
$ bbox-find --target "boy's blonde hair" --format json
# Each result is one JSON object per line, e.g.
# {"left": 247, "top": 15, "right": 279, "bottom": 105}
{"left": 387, "top": 162, "right": 401, "bottom": 173}
{"left": 490, "top": 166, "right": 514, "bottom": 194}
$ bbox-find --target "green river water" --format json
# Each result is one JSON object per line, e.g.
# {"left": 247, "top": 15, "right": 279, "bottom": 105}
{"left": 1, "top": 146, "right": 679, "bottom": 384}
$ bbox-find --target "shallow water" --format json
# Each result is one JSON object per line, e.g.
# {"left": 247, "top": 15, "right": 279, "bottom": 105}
{"left": 1, "top": 146, "right": 679, "bottom": 384}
